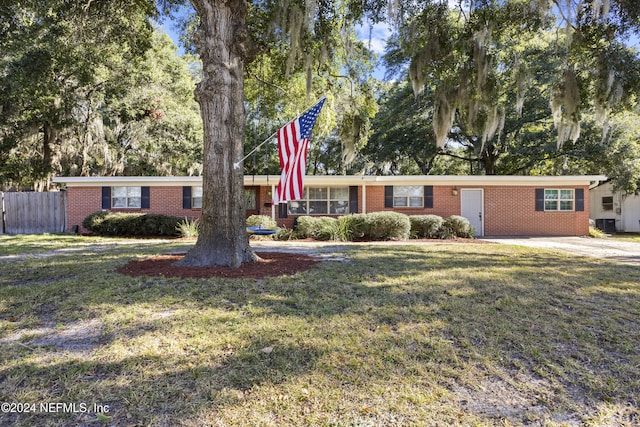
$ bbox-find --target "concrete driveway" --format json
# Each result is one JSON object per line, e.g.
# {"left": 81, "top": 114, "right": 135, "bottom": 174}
{"left": 481, "top": 236, "right": 640, "bottom": 266}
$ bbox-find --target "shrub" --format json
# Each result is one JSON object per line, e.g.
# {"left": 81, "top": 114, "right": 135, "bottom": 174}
{"left": 588, "top": 226, "right": 607, "bottom": 238}
{"left": 294, "top": 216, "right": 339, "bottom": 240}
{"left": 410, "top": 215, "right": 444, "bottom": 239}
{"left": 176, "top": 218, "right": 200, "bottom": 238}
{"left": 439, "top": 215, "right": 474, "bottom": 239}
{"left": 340, "top": 214, "right": 368, "bottom": 241}
{"left": 273, "top": 227, "right": 295, "bottom": 240}
{"left": 333, "top": 216, "right": 353, "bottom": 242}
{"left": 364, "top": 212, "right": 411, "bottom": 240}
{"left": 341, "top": 212, "right": 410, "bottom": 241}
{"left": 82, "top": 211, "right": 182, "bottom": 237}
{"left": 246, "top": 215, "right": 277, "bottom": 229}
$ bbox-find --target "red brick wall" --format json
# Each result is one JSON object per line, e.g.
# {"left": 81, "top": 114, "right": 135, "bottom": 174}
{"left": 366, "top": 185, "right": 589, "bottom": 236}
{"left": 67, "top": 187, "right": 102, "bottom": 232}
{"left": 365, "top": 185, "right": 460, "bottom": 217}
{"left": 67, "top": 186, "right": 201, "bottom": 233}
{"left": 484, "top": 186, "right": 590, "bottom": 236}
{"left": 66, "top": 184, "right": 591, "bottom": 236}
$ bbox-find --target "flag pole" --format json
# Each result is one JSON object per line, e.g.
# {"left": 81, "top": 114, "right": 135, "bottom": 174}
{"left": 233, "top": 96, "right": 326, "bottom": 170}
{"left": 234, "top": 129, "right": 278, "bottom": 170}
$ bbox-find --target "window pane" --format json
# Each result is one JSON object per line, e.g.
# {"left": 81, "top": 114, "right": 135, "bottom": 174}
{"left": 409, "top": 196, "right": 423, "bottom": 207}
{"left": 560, "top": 201, "right": 573, "bottom": 211}
{"left": 395, "top": 185, "right": 422, "bottom": 198}
{"left": 545, "top": 201, "right": 558, "bottom": 210}
{"left": 544, "top": 189, "right": 558, "bottom": 200}
{"left": 308, "top": 187, "right": 327, "bottom": 199}
{"left": 394, "top": 197, "right": 407, "bottom": 207}
{"left": 394, "top": 186, "right": 409, "bottom": 197}
{"left": 192, "top": 186, "right": 203, "bottom": 197}
{"left": 127, "top": 187, "right": 141, "bottom": 198}
{"left": 112, "top": 197, "right": 127, "bottom": 208}
{"left": 330, "top": 187, "right": 348, "bottom": 200}
{"left": 560, "top": 189, "right": 573, "bottom": 200}
{"left": 128, "top": 197, "right": 141, "bottom": 208}
{"left": 407, "top": 186, "right": 423, "bottom": 196}
{"left": 112, "top": 187, "right": 127, "bottom": 198}
{"left": 192, "top": 197, "right": 202, "bottom": 209}
{"left": 309, "top": 201, "right": 327, "bottom": 214}
{"left": 330, "top": 201, "right": 349, "bottom": 214}
{"left": 288, "top": 201, "right": 306, "bottom": 214}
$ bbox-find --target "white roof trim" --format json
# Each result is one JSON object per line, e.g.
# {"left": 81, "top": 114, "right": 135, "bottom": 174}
{"left": 53, "top": 175, "right": 607, "bottom": 187}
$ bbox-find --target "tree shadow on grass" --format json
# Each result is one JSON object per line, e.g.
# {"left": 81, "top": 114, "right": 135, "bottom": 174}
{"left": 0, "top": 334, "right": 322, "bottom": 426}
{"left": 1, "top": 243, "right": 639, "bottom": 424}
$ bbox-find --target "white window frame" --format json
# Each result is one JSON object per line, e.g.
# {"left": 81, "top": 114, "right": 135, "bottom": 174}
{"left": 288, "top": 186, "right": 349, "bottom": 215}
{"left": 393, "top": 185, "right": 423, "bottom": 208}
{"left": 192, "top": 186, "right": 203, "bottom": 209}
{"left": 112, "top": 186, "right": 141, "bottom": 209}
{"left": 602, "top": 196, "right": 614, "bottom": 211}
{"left": 544, "top": 189, "right": 574, "bottom": 212}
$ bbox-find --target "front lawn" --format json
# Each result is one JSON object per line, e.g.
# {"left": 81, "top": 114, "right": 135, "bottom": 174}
{"left": 0, "top": 236, "right": 638, "bottom": 426}
{"left": 0, "top": 233, "right": 161, "bottom": 256}
{"left": 610, "top": 232, "right": 640, "bottom": 243}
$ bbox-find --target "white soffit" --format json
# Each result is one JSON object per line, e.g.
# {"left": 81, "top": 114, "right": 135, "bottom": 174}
{"left": 52, "top": 175, "right": 607, "bottom": 187}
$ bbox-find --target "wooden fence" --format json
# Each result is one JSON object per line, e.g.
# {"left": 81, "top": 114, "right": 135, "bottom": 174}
{"left": 1, "top": 192, "right": 66, "bottom": 234}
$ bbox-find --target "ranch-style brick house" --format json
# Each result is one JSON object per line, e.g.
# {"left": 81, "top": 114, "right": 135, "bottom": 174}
{"left": 52, "top": 175, "right": 606, "bottom": 236}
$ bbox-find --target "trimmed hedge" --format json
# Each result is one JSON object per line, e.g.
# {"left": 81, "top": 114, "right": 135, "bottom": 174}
{"left": 83, "top": 212, "right": 182, "bottom": 237}
{"left": 290, "top": 213, "right": 472, "bottom": 241}
{"left": 409, "top": 215, "right": 444, "bottom": 239}
{"left": 367, "top": 211, "right": 411, "bottom": 240}
{"left": 83, "top": 211, "right": 474, "bottom": 240}
{"left": 293, "top": 213, "right": 411, "bottom": 241}
{"left": 342, "top": 212, "right": 411, "bottom": 241}
{"left": 439, "top": 215, "right": 475, "bottom": 239}
{"left": 294, "top": 216, "right": 339, "bottom": 241}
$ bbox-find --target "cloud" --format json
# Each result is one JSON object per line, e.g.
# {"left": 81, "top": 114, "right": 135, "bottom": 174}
{"left": 355, "top": 22, "right": 392, "bottom": 55}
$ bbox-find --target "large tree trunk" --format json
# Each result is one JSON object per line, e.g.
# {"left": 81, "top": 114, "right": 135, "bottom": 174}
{"left": 177, "top": 0, "right": 258, "bottom": 267}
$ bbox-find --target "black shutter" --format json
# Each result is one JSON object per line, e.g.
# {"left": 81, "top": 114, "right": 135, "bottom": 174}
{"left": 575, "top": 188, "right": 584, "bottom": 211}
{"left": 101, "top": 187, "right": 111, "bottom": 209}
{"left": 384, "top": 186, "right": 394, "bottom": 208}
{"left": 141, "top": 186, "right": 150, "bottom": 209}
{"left": 182, "top": 186, "right": 192, "bottom": 209}
{"left": 278, "top": 203, "right": 288, "bottom": 218}
{"left": 424, "top": 185, "right": 434, "bottom": 208}
{"left": 349, "top": 186, "right": 358, "bottom": 213}
{"left": 535, "top": 188, "right": 544, "bottom": 211}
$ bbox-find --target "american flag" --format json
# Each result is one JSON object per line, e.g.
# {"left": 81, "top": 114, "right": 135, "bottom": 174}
{"left": 273, "top": 97, "right": 325, "bottom": 204}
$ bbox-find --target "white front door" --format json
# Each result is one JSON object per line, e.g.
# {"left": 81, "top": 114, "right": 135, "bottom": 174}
{"left": 460, "top": 189, "right": 484, "bottom": 236}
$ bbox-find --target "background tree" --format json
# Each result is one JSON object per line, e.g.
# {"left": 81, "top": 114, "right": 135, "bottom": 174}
{"left": 242, "top": 27, "right": 378, "bottom": 177}
{"left": 363, "top": 82, "right": 442, "bottom": 175}
{"left": 0, "top": 1, "right": 158, "bottom": 190}
{"left": 379, "top": 0, "right": 640, "bottom": 183}
{"left": 0, "top": 1, "right": 202, "bottom": 185}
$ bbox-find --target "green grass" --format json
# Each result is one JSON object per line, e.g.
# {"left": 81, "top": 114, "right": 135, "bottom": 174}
{"left": 1, "top": 236, "right": 639, "bottom": 426}
{"left": 0, "top": 233, "right": 164, "bottom": 255}
{"left": 610, "top": 233, "right": 640, "bottom": 243}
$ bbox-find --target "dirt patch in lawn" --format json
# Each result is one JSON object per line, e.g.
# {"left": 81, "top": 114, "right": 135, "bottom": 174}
{"left": 117, "top": 251, "right": 320, "bottom": 279}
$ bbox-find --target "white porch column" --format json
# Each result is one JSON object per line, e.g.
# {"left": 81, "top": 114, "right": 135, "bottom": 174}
{"left": 271, "top": 184, "right": 276, "bottom": 219}
{"left": 362, "top": 183, "right": 367, "bottom": 214}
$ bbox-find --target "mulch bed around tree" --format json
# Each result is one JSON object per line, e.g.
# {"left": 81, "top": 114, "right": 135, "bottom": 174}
{"left": 117, "top": 252, "right": 320, "bottom": 279}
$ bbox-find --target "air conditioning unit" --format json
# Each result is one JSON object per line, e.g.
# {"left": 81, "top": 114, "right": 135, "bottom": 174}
{"left": 595, "top": 219, "right": 616, "bottom": 233}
